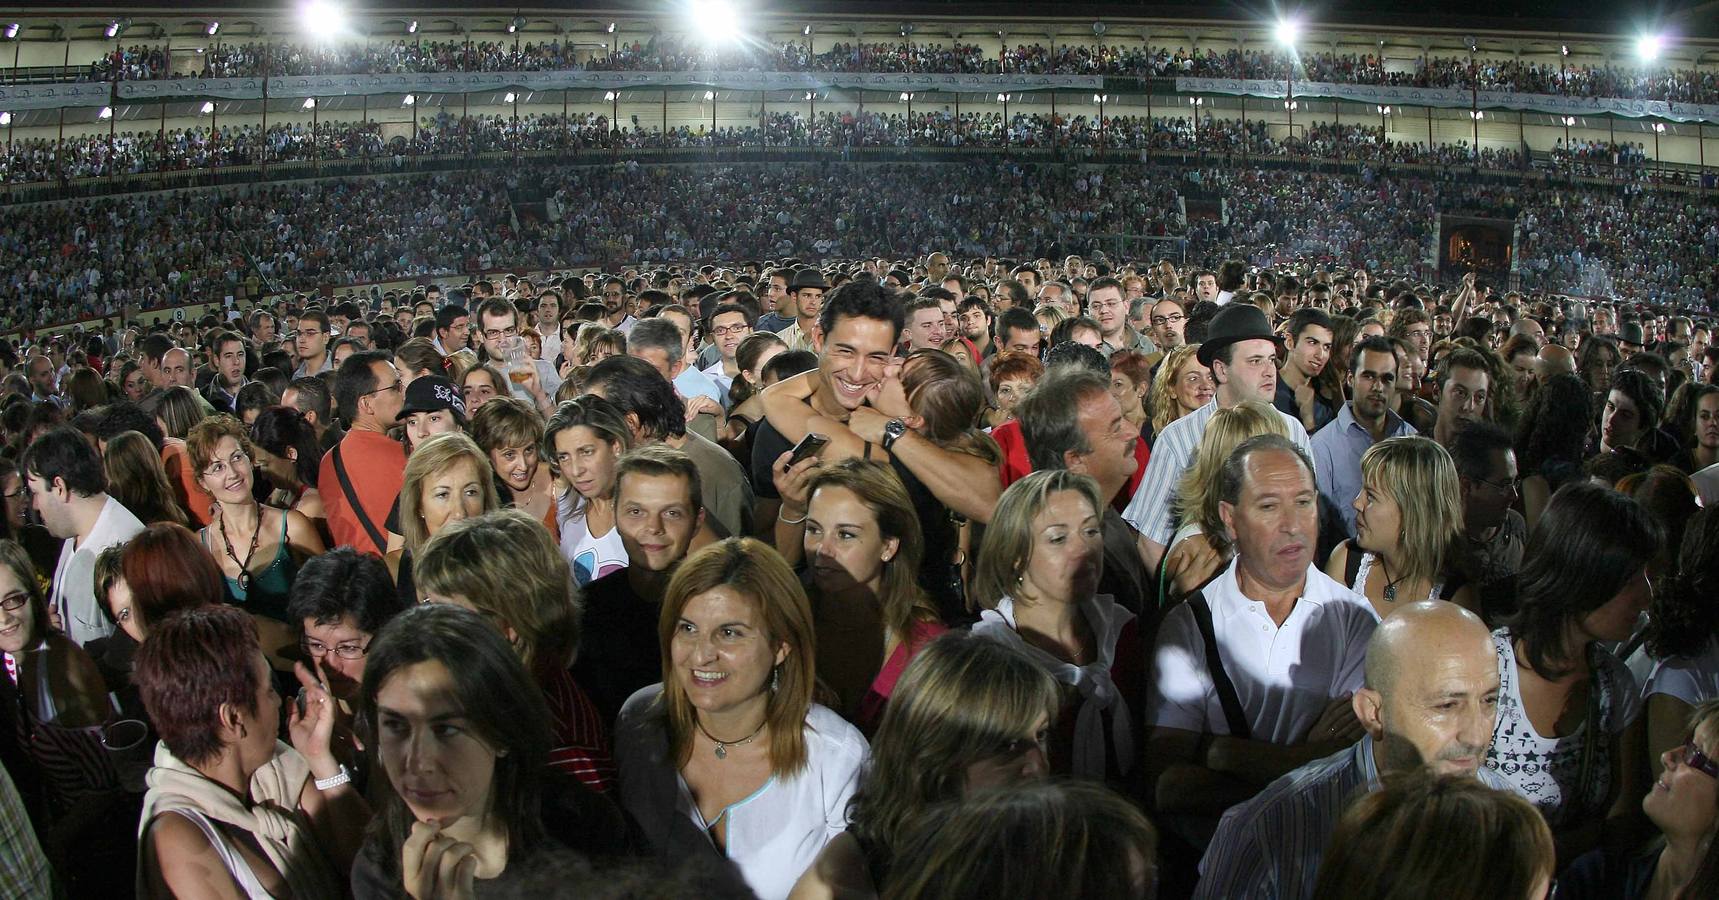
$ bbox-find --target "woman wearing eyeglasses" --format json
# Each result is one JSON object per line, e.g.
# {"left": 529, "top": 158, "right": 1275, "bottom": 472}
{"left": 1558, "top": 700, "right": 1719, "bottom": 900}
{"left": 186, "top": 415, "right": 325, "bottom": 666}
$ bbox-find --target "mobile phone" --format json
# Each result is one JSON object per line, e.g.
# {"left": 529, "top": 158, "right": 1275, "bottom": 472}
{"left": 786, "top": 433, "right": 830, "bottom": 469}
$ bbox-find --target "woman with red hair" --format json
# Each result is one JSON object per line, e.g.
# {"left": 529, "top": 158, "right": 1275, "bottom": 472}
{"left": 119, "top": 523, "right": 224, "bottom": 642}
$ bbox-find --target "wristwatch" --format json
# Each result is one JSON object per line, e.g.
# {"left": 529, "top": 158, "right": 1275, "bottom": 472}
{"left": 881, "top": 418, "right": 908, "bottom": 450}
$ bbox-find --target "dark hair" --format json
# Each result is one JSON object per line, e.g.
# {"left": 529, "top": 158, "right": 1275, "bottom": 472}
{"left": 764, "top": 350, "right": 818, "bottom": 383}
{"left": 818, "top": 278, "right": 905, "bottom": 346}
{"left": 21, "top": 426, "right": 106, "bottom": 497}
{"left": 434, "top": 303, "right": 469, "bottom": 332}
{"left": 286, "top": 547, "right": 405, "bottom": 636}
{"left": 1607, "top": 368, "right": 1666, "bottom": 443}
{"left": 994, "top": 307, "right": 1040, "bottom": 343}
{"left": 1286, "top": 307, "right": 1335, "bottom": 341}
{"left": 1048, "top": 316, "right": 1101, "bottom": 348}
{"left": 123, "top": 522, "right": 223, "bottom": 628}
{"left": 134, "top": 605, "right": 263, "bottom": 766}
{"left": 358, "top": 604, "right": 552, "bottom": 882}
{"left": 1017, "top": 368, "right": 1109, "bottom": 472}
{"left": 285, "top": 376, "right": 333, "bottom": 425}
{"left": 584, "top": 355, "right": 686, "bottom": 440}
{"left": 138, "top": 333, "right": 174, "bottom": 367}
{"left": 1448, "top": 420, "right": 1514, "bottom": 481}
{"left": 333, "top": 350, "right": 391, "bottom": 422}
{"left": 1647, "top": 507, "right": 1719, "bottom": 661}
{"left": 1514, "top": 373, "right": 1593, "bottom": 476}
{"left": 85, "top": 401, "right": 166, "bottom": 450}
{"left": 1503, "top": 482, "right": 1661, "bottom": 677}
{"left": 1041, "top": 342, "right": 1108, "bottom": 375}
{"left": 1348, "top": 335, "right": 1399, "bottom": 375}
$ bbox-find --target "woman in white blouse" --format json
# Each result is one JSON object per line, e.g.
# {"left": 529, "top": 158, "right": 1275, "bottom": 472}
{"left": 1486, "top": 482, "right": 1659, "bottom": 862}
{"left": 968, "top": 471, "right": 1144, "bottom": 786}
{"left": 616, "top": 537, "right": 868, "bottom": 900}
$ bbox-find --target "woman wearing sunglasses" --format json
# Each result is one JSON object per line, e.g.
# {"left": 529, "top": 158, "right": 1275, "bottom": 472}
{"left": 1557, "top": 699, "right": 1719, "bottom": 899}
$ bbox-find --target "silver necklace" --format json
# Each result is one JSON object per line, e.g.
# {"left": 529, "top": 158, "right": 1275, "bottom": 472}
{"left": 695, "top": 718, "right": 766, "bottom": 760}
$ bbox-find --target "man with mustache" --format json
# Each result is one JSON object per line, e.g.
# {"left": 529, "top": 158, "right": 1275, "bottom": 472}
{"left": 1195, "top": 600, "right": 1507, "bottom": 900}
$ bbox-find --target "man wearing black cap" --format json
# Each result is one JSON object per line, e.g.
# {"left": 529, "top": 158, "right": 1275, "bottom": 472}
{"left": 779, "top": 269, "right": 828, "bottom": 354}
{"left": 1122, "top": 304, "right": 1314, "bottom": 572}
{"left": 1618, "top": 321, "right": 1647, "bottom": 357}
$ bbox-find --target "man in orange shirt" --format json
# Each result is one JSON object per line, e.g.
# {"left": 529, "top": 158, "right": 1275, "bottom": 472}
{"left": 317, "top": 351, "right": 406, "bottom": 556}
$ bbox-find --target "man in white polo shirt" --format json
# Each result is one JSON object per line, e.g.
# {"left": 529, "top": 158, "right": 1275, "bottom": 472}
{"left": 1145, "top": 434, "right": 1377, "bottom": 826}
{"left": 24, "top": 427, "right": 146, "bottom": 647}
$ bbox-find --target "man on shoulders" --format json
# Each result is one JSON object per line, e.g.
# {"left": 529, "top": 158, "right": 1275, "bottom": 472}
{"left": 1310, "top": 337, "right": 1416, "bottom": 537}
{"left": 574, "top": 446, "right": 705, "bottom": 726}
{"left": 1194, "top": 600, "right": 1505, "bottom": 900}
{"left": 1146, "top": 436, "right": 1376, "bottom": 824}
{"left": 317, "top": 352, "right": 406, "bottom": 556}
{"left": 24, "top": 428, "right": 145, "bottom": 647}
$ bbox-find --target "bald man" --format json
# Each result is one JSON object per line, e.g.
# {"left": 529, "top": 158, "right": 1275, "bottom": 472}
{"left": 1195, "top": 601, "right": 1509, "bottom": 900}
{"left": 1510, "top": 317, "right": 1546, "bottom": 347}
{"left": 1535, "top": 343, "right": 1577, "bottom": 381}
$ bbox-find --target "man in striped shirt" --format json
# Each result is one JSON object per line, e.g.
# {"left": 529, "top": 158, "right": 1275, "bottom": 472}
{"left": 1122, "top": 304, "right": 1311, "bottom": 572}
{"left": 1193, "top": 600, "right": 1508, "bottom": 900}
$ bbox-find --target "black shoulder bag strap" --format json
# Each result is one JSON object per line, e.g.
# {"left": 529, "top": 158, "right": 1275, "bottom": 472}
{"left": 331, "top": 444, "right": 388, "bottom": 556}
{"left": 1343, "top": 539, "right": 1364, "bottom": 589}
{"left": 1187, "top": 590, "right": 1253, "bottom": 741}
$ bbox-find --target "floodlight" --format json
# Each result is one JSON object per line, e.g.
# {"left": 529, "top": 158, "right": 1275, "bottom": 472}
{"left": 200, "top": 101, "right": 214, "bottom": 114}
{"left": 1274, "top": 17, "right": 1300, "bottom": 48}
{"left": 98, "top": 106, "right": 113, "bottom": 119}
{"left": 0, "top": 112, "right": 10, "bottom": 126}
{"left": 1190, "top": 97, "right": 1203, "bottom": 106}
{"left": 3, "top": 23, "right": 17, "bottom": 40}
{"left": 503, "top": 92, "right": 516, "bottom": 103}
{"left": 1562, "top": 116, "right": 1576, "bottom": 126}
{"left": 604, "top": 91, "right": 617, "bottom": 101}
{"left": 608, "top": 22, "right": 617, "bottom": 33}
{"left": 690, "top": 0, "right": 740, "bottom": 45}
{"left": 1654, "top": 122, "right": 1667, "bottom": 132}
{"left": 1470, "top": 110, "right": 1484, "bottom": 120}
{"left": 802, "top": 25, "right": 811, "bottom": 36}
{"left": 299, "top": 1, "right": 348, "bottom": 39}
{"left": 207, "top": 22, "right": 219, "bottom": 36}
{"left": 1285, "top": 100, "right": 1298, "bottom": 110}
{"left": 804, "top": 91, "right": 814, "bottom": 100}
{"left": 1377, "top": 105, "right": 1391, "bottom": 115}
{"left": 1637, "top": 34, "right": 1662, "bottom": 62}
{"left": 704, "top": 90, "right": 716, "bottom": 100}
{"left": 508, "top": 16, "right": 524, "bottom": 34}
{"left": 402, "top": 94, "right": 415, "bottom": 106}
{"left": 407, "top": 20, "right": 418, "bottom": 35}
{"left": 303, "top": 97, "right": 316, "bottom": 109}
{"left": 105, "top": 22, "right": 121, "bottom": 39}
{"left": 997, "top": 93, "right": 1010, "bottom": 102}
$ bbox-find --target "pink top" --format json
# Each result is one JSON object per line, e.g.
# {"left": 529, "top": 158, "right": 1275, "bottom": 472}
{"left": 855, "top": 619, "right": 949, "bottom": 735}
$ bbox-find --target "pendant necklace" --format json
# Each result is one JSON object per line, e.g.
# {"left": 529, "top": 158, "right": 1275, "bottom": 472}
{"left": 221, "top": 505, "right": 264, "bottom": 593}
{"left": 695, "top": 717, "right": 766, "bottom": 760}
{"left": 1379, "top": 557, "right": 1409, "bottom": 603}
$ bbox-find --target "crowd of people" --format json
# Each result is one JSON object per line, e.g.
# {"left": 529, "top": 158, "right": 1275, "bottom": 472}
{"left": 0, "top": 152, "right": 1715, "bottom": 336}
{"left": 0, "top": 252, "right": 1716, "bottom": 900}
{"left": 2, "top": 111, "right": 1560, "bottom": 186}
{"left": 65, "top": 36, "right": 1719, "bottom": 105}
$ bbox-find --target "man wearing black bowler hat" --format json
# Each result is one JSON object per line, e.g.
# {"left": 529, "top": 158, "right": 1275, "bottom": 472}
{"left": 1122, "top": 304, "right": 1314, "bottom": 572}
{"left": 778, "top": 268, "right": 829, "bottom": 354}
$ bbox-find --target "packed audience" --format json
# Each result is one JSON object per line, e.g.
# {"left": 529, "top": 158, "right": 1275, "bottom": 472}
{"left": 68, "top": 35, "right": 1719, "bottom": 105}
{"left": 2, "top": 250, "right": 1717, "bottom": 899}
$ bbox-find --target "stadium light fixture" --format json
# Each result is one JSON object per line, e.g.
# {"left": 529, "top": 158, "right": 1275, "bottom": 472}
{"left": 503, "top": 92, "right": 516, "bottom": 103}
{"left": 804, "top": 91, "right": 814, "bottom": 100}
{"left": 98, "top": 106, "right": 113, "bottom": 119}
{"left": 997, "top": 93, "right": 1010, "bottom": 102}
{"left": 1560, "top": 44, "right": 1569, "bottom": 56}
{"left": 1470, "top": 110, "right": 1484, "bottom": 120}
{"left": 402, "top": 94, "right": 415, "bottom": 106}
{"left": 0, "top": 112, "right": 10, "bottom": 127}
{"left": 1637, "top": 33, "right": 1663, "bottom": 62}
{"left": 303, "top": 97, "right": 316, "bottom": 109}
{"left": 690, "top": 0, "right": 741, "bottom": 45}
{"left": 803, "top": 25, "right": 811, "bottom": 36}
{"left": 1190, "top": 97, "right": 1203, "bottom": 106}
{"left": 1274, "top": 17, "right": 1301, "bottom": 49}
{"left": 3, "top": 23, "right": 16, "bottom": 40}
{"left": 407, "top": 20, "right": 418, "bottom": 35}
{"left": 1093, "top": 93, "right": 1108, "bottom": 103}
{"left": 1654, "top": 122, "right": 1667, "bottom": 132}
{"left": 608, "top": 22, "right": 617, "bottom": 34}
{"left": 508, "top": 16, "right": 525, "bottom": 35}
{"left": 604, "top": 91, "right": 617, "bottom": 101}
{"left": 200, "top": 101, "right": 214, "bottom": 114}
{"left": 299, "top": 0, "right": 348, "bottom": 39}
{"left": 1562, "top": 116, "right": 1577, "bottom": 126}
{"left": 207, "top": 22, "right": 219, "bottom": 36}
{"left": 1377, "top": 105, "right": 1391, "bottom": 115}
{"left": 105, "top": 21, "right": 121, "bottom": 39}
{"left": 704, "top": 90, "right": 716, "bottom": 101}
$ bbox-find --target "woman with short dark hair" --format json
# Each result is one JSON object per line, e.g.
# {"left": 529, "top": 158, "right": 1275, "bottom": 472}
{"left": 135, "top": 605, "right": 368, "bottom": 898}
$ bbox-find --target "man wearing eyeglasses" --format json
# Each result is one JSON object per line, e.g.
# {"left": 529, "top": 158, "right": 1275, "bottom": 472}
{"left": 1088, "top": 277, "right": 1154, "bottom": 359}
{"left": 476, "top": 298, "right": 561, "bottom": 414}
{"left": 700, "top": 302, "right": 755, "bottom": 396}
{"left": 292, "top": 308, "right": 335, "bottom": 378}
{"left": 600, "top": 276, "right": 636, "bottom": 334}
{"left": 317, "top": 352, "right": 406, "bottom": 556}
{"left": 1450, "top": 421, "right": 1527, "bottom": 585}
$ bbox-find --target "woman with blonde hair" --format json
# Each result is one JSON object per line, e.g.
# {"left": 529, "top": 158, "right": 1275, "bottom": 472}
{"left": 1324, "top": 436, "right": 1477, "bottom": 619}
{"left": 1311, "top": 770, "right": 1554, "bottom": 900}
{"left": 103, "top": 430, "right": 189, "bottom": 527}
{"left": 417, "top": 508, "right": 614, "bottom": 793}
{"left": 1146, "top": 344, "right": 1215, "bottom": 445}
{"left": 572, "top": 325, "right": 626, "bottom": 368}
{"left": 776, "top": 458, "right": 945, "bottom": 731}
{"left": 470, "top": 397, "right": 557, "bottom": 538}
{"left": 155, "top": 385, "right": 205, "bottom": 440}
{"left": 388, "top": 432, "right": 499, "bottom": 601}
{"left": 615, "top": 538, "right": 867, "bottom": 900}
{"left": 790, "top": 632, "right": 1059, "bottom": 898}
{"left": 969, "top": 471, "right": 1143, "bottom": 784}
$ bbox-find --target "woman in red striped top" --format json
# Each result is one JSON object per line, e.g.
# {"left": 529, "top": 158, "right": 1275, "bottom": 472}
{"left": 415, "top": 508, "right": 616, "bottom": 793}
